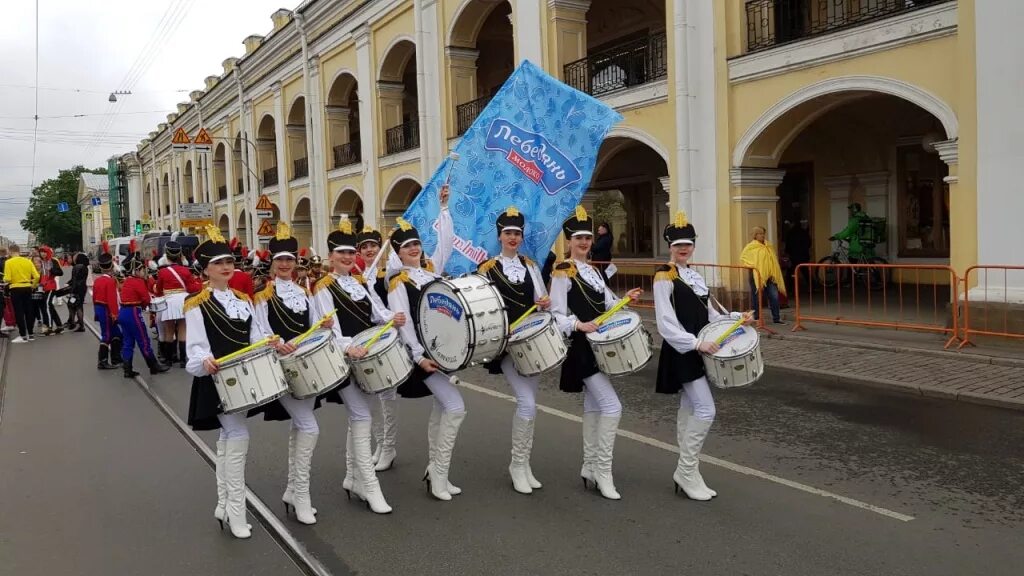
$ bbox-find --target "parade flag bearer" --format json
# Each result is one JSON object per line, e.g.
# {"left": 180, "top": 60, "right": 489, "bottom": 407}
{"left": 117, "top": 249, "right": 170, "bottom": 378}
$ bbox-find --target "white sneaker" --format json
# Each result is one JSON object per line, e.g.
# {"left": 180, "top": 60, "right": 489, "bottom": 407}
{"left": 11, "top": 336, "right": 28, "bottom": 343}
{"left": 26, "top": 335, "right": 35, "bottom": 341}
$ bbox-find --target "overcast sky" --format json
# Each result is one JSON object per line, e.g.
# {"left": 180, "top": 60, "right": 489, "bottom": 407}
{"left": 0, "top": 0, "right": 294, "bottom": 245}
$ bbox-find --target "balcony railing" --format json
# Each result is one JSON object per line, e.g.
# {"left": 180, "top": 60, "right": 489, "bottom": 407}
{"left": 263, "top": 167, "right": 279, "bottom": 187}
{"left": 333, "top": 141, "right": 361, "bottom": 168}
{"left": 745, "top": 0, "right": 950, "bottom": 52}
{"left": 563, "top": 31, "right": 668, "bottom": 98}
{"left": 293, "top": 157, "right": 309, "bottom": 180}
{"left": 385, "top": 118, "right": 420, "bottom": 155}
{"left": 455, "top": 94, "right": 493, "bottom": 136}
{"left": 236, "top": 178, "right": 244, "bottom": 196}
{"left": 217, "top": 185, "right": 227, "bottom": 201}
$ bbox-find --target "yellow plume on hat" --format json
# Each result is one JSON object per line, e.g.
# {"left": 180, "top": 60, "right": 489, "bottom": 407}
{"left": 395, "top": 217, "right": 413, "bottom": 232}
{"left": 361, "top": 225, "right": 375, "bottom": 233}
{"left": 507, "top": 205, "right": 519, "bottom": 217}
{"left": 673, "top": 210, "right": 688, "bottom": 228}
{"left": 337, "top": 216, "right": 353, "bottom": 234}
{"left": 205, "top": 224, "right": 225, "bottom": 243}
{"left": 275, "top": 221, "right": 291, "bottom": 240}
{"left": 575, "top": 205, "right": 588, "bottom": 221}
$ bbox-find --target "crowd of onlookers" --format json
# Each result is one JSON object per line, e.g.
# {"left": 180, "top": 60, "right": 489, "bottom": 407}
{"left": 0, "top": 245, "right": 91, "bottom": 343}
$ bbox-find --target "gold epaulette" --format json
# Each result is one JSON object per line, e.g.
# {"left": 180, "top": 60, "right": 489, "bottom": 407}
{"left": 477, "top": 258, "right": 498, "bottom": 276}
{"left": 183, "top": 288, "right": 211, "bottom": 313}
{"left": 353, "top": 273, "right": 366, "bottom": 285}
{"left": 253, "top": 281, "right": 275, "bottom": 305}
{"left": 522, "top": 255, "right": 536, "bottom": 268}
{"left": 425, "top": 260, "right": 435, "bottom": 273}
{"left": 552, "top": 260, "right": 576, "bottom": 279}
{"left": 313, "top": 274, "right": 334, "bottom": 295}
{"left": 376, "top": 267, "right": 386, "bottom": 279}
{"left": 653, "top": 262, "right": 677, "bottom": 283}
{"left": 389, "top": 270, "right": 411, "bottom": 293}
{"left": 232, "top": 288, "right": 252, "bottom": 303}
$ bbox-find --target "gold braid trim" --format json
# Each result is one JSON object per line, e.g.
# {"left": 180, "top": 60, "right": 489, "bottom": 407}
{"left": 653, "top": 262, "right": 677, "bottom": 284}
{"left": 424, "top": 259, "right": 435, "bottom": 273}
{"left": 389, "top": 270, "right": 411, "bottom": 293}
{"left": 231, "top": 288, "right": 252, "bottom": 303}
{"left": 522, "top": 255, "right": 536, "bottom": 268}
{"left": 253, "top": 281, "right": 275, "bottom": 305}
{"left": 477, "top": 258, "right": 498, "bottom": 276}
{"left": 313, "top": 274, "right": 334, "bottom": 295}
{"left": 376, "top": 268, "right": 386, "bottom": 279}
{"left": 551, "top": 260, "right": 576, "bottom": 279}
{"left": 353, "top": 273, "right": 366, "bottom": 285}
{"left": 183, "top": 288, "right": 211, "bottom": 313}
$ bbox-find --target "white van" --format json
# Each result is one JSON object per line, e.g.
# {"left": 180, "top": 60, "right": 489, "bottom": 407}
{"left": 106, "top": 236, "right": 135, "bottom": 271}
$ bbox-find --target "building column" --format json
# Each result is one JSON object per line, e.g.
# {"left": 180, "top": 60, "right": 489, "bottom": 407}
{"left": 355, "top": 25, "right": 379, "bottom": 227}
{"left": 822, "top": 174, "right": 854, "bottom": 238}
{"left": 377, "top": 82, "right": 406, "bottom": 146}
{"left": 273, "top": 83, "right": 290, "bottom": 224}
{"left": 933, "top": 138, "right": 967, "bottom": 274}
{"left": 856, "top": 171, "right": 890, "bottom": 256}
{"left": 730, "top": 167, "right": 785, "bottom": 256}
{"left": 325, "top": 106, "right": 352, "bottom": 151}
{"left": 446, "top": 47, "right": 480, "bottom": 127}
{"left": 190, "top": 150, "right": 200, "bottom": 203}
{"left": 546, "top": 0, "right": 591, "bottom": 78}
{"left": 514, "top": 0, "right": 544, "bottom": 66}
{"left": 416, "top": 0, "right": 445, "bottom": 178}
{"left": 126, "top": 164, "right": 143, "bottom": 229}
{"left": 306, "top": 54, "right": 328, "bottom": 251}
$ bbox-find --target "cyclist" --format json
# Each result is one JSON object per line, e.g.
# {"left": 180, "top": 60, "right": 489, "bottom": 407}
{"left": 830, "top": 203, "right": 875, "bottom": 261}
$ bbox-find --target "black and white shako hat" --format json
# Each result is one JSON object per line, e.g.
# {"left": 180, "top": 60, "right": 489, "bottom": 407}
{"left": 195, "top": 225, "right": 234, "bottom": 269}
{"left": 496, "top": 205, "right": 525, "bottom": 233}
{"left": 663, "top": 210, "right": 697, "bottom": 246}
{"left": 356, "top": 225, "right": 382, "bottom": 248}
{"left": 327, "top": 217, "right": 357, "bottom": 252}
{"left": 267, "top": 222, "right": 299, "bottom": 260}
{"left": 562, "top": 205, "right": 594, "bottom": 239}
{"left": 389, "top": 218, "right": 420, "bottom": 251}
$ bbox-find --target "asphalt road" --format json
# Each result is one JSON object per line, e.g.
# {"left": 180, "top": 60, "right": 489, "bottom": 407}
{"left": 3, "top": 313, "right": 1023, "bottom": 576}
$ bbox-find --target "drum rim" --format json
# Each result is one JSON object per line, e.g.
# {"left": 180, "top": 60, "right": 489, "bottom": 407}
{"left": 508, "top": 311, "right": 554, "bottom": 342}
{"left": 281, "top": 329, "right": 334, "bottom": 359}
{"left": 416, "top": 275, "right": 508, "bottom": 372}
{"left": 352, "top": 325, "right": 400, "bottom": 356}
{"left": 290, "top": 373, "right": 347, "bottom": 399}
{"left": 697, "top": 319, "right": 760, "bottom": 360}
{"left": 585, "top": 310, "right": 644, "bottom": 344}
{"left": 219, "top": 388, "right": 288, "bottom": 414}
{"left": 218, "top": 345, "right": 278, "bottom": 367}
{"left": 352, "top": 348, "right": 413, "bottom": 392}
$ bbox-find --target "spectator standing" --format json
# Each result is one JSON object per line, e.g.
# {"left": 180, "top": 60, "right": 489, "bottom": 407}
{"left": 0, "top": 246, "right": 8, "bottom": 334}
{"left": 3, "top": 245, "right": 40, "bottom": 342}
{"left": 37, "top": 247, "right": 64, "bottom": 335}
{"left": 784, "top": 219, "right": 812, "bottom": 293}
{"left": 740, "top": 226, "right": 786, "bottom": 325}
{"left": 67, "top": 252, "right": 90, "bottom": 332}
{"left": 591, "top": 222, "right": 614, "bottom": 274}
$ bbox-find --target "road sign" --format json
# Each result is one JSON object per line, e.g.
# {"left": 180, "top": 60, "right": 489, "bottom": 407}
{"left": 91, "top": 197, "right": 102, "bottom": 206}
{"left": 84, "top": 212, "right": 93, "bottom": 221}
{"left": 257, "top": 219, "right": 276, "bottom": 238}
{"left": 142, "top": 222, "right": 152, "bottom": 232}
{"left": 256, "top": 210, "right": 273, "bottom": 219}
{"left": 255, "top": 194, "right": 274, "bottom": 211}
{"left": 193, "top": 128, "right": 213, "bottom": 152}
{"left": 178, "top": 202, "right": 214, "bottom": 228}
{"left": 172, "top": 127, "right": 191, "bottom": 151}
{"left": 57, "top": 202, "right": 68, "bottom": 213}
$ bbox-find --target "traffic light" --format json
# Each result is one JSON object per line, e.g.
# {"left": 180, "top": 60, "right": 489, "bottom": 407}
{"left": 135, "top": 220, "right": 142, "bottom": 235}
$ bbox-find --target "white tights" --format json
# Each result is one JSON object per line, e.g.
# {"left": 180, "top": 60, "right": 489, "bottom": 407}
{"left": 217, "top": 412, "right": 249, "bottom": 440}
{"left": 500, "top": 355, "right": 539, "bottom": 420}
{"left": 423, "top": 372, "right": 465, "bottom": 414}
{"left": 278, "top": 395, "right": 319, "bottom": 434}
{"left": 679, "top": 376, "right": 716, "bottom": 421}
{"left": 582, "top": 372, "right": 622, "bottom": 416}
{"left": 339, "top": 383, "right": 374, "bottom": 421}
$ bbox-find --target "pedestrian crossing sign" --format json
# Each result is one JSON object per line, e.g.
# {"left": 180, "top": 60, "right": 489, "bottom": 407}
{"left": 255, "top": 194, "right": 274, "bottom": 211}
{"left": 257, "top": 219, "right": 276, "bottom": 237}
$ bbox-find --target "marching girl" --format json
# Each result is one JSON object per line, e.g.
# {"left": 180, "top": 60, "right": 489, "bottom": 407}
{"left": 184, "top": 226, "right": 294, "bottom": 539}
{"left": 116, "top": 252, "right": 169, "bottom": 378}
{"left": 653, "top": 212, "right": 750, "bottom": 501}
{"left": 155, "top": 241, "right": 201, "bottom": 367}
{"left": 386, "top": 185, "right": 467, "bottom": 501}
{"left": 311, "top": 218, "right": 402, "bottom": 514}
{"left": 251, "top": 223, "right": 329, "bottom": 525}
{"left": 476, "top": 207, "right": 550, "bottom": 495}
{"left": 354, "top": 224, "right": 399, "bottom": 472}
{"left": 550, "top": 206, "right": 643, "bottom": 500}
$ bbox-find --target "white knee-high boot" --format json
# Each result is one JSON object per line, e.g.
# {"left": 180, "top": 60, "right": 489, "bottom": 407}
{"left": 343, "top": 424, "right": 359, "bottom": 497}
{"left": 351, "top": 420, "right": 392, "bottom": 514}
{"left": 289, "top": 431, "right": 318, "bottom": 524}
{"left": 673, "top": 411, "right": 713, "bottom": 501}
{"left": 675, "top": 409, "right": 716, "bottom": 497}
{"left": 509, "top": 416, "right": 536, "bottom": 495}
{"left": 580, "top": 412, "right": 600, "bottom": 488}
{"left": 424, "top": 403, "right": 462, "bottom": 495}
{"left": 223, "top": 438, "right": 252, "bottom": 539}
{"left": 593, "top": 415, "right": 621, "bottom": 500}
{"left": 427, "top": 411, "right": 466, "bottom": 501}
{"left": 283, "top": 428, "right": 320, "bottom": 515}
{"left": 374, "top": 396, "right": 398, "bottom": 471}
{"left": 523, "top": 417, "right": 542, "bottom": 490}
{"left": 214, "top": 439, "right": 226, "bottom": 524}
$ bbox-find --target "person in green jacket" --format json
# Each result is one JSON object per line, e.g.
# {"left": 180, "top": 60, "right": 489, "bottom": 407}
{"left": 830, "top": 203, "right": 875, "bottom": 260}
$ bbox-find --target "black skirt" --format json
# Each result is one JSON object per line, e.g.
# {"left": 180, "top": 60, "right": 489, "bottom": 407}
{"left": 558, "top": 331, "right": 600, "bottom": 393}
{"left": 396, "top": 365, "right": 435, "bottom": 399}
{"left": 655, "top": 344, "right": 705, "bottom": 395}
{"left": 322, "top": 377, "right": 352, "bottom": 404}
{"left": 187, "top": 375, "right": 283, "bottom": 431}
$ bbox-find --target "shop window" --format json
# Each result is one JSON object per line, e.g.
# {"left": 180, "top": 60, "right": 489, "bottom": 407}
{"left": 897, "top": 144, "right": 949, "bottom": 258}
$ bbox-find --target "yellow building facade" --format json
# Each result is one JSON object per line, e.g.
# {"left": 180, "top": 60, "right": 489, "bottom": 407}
{"left": 132, "top": 0, "right": 701, "bottom": 262}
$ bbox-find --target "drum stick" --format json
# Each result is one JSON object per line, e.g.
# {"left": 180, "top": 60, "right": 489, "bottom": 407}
{"left": 509, "top": 304, "right": 538, "bottom": 331}
{"left": 713, "top": 311, "right": 754, "bottom": 346}
{"left": 594, "top": 297, "right": 632, "bottom": 327}
{"left": 290, "top": 310, "right": 337, "bottom": 347}
{"left": 363, "top": 320, "right": 394, "bottom": 349}
{"left": 215, "top": 335, "right": 280, "bottom": 365}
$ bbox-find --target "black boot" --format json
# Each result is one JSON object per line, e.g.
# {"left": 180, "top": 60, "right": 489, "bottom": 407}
{"left": 97, "top": 344, "right": 116, "bottom": 370}
{"left": 146, "top": 355, "right": 170, "bottom": 375}
{"left": 178, "top": 342, "right": 188, "bottom": 369}
{"left": 156, "top": 341, "right": 169, "bottom": 363}
{"left": 109, "top": 337, "right": 123, "bottom": 366}
{"left": 123, "top": 358, "right": 140, "bottom": 378}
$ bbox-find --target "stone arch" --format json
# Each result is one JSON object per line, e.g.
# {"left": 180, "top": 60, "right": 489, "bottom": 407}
{"left": 236, "top": 208, "right": 248, "bottom": 239}
{"left": 596, "top": 125, "right": 670, "bottom": 176}
{"left": 256, "top": 114, "right": 279, "bottom": 184}
{"left": 378, "top": 37, "right": 417, "bottom": 82}
{"left": 733, "top": 76, "right": 958, "bottom": 168}
{"left": 332, "top": 187, "right": 364, "bottom": 231}
{"left": 447, "top": 0, "right": 510, "bottom": 48}
{"left": 326, "top": 71, "right": 361, "bottom": 162}
{"left": 286, "top": 96, "right": 309, "bottom": 180}
{"left": 292, "top": 196, "right": 312, "bottom": 249}
{"left": 382, "top": 177, "right": 422, "bottom": 230}
{"left": 213, "top": 143, "right": 228, "bottom": 201}
{"left": 218, "top": 213, "right": 231, "bottom": 239}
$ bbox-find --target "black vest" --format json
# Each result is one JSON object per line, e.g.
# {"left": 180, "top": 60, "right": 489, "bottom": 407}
{"left": 199, "top": 297, "right": 252, "bottom": 358}
{"left": 325, "top": 277, "right": 375, "bottom": 338}
{"left": 264, "top": 283, "right": 310, "bottom": 342}
{"left": 566, "top": 269, "right": 605, "bottom": 323}
{"left": 482, "top": 257, "right": 535, "bottom": 322}
{"left": 655, "top": 266, "right": 711, "bottom": 392}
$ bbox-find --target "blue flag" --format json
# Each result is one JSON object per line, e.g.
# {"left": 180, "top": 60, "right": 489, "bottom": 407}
{"left": 402, "top": 60, "right": 623, "bottom": 276}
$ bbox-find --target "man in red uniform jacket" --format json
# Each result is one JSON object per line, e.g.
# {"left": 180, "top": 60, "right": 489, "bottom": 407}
{"left": 92, "top": 253, "right": 122, "bottom": 370}
{"left": 117, "top": 254, "right": 169, "bottom": 378}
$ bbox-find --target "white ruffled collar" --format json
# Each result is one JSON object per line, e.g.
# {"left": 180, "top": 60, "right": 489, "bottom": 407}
{"left": 273, "top": 279, "right": 308, "bottom": 312}
{"left": 212, "top": 288, "right": 251, "bottom": 320}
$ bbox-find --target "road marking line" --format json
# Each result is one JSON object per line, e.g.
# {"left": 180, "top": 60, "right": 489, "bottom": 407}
{"left": 454, "top": 377, "right": 915, "bottom": 523}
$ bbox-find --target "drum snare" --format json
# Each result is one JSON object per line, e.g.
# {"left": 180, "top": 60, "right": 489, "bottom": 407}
{"left": 586, "top": 310, "right": 652, "bottom": 376}
{"left": 350, "top": 326, "right": 414, "bottom": 394}
{"left": 148, "top": 297, "right": 168, "bottom": 313}
{"left": 697, "top": 319, "right": 763, "bottom": 389}
{"left": 417, "top": 274, "right": 508, "bottom": 372}
{"left": 213, "top": 347, "right": 289, "bottom": 414}
{"left": 280, "top": 329, "right": 349, "bottom": 399}
{"left": 507, "top": 311, "right": 568, "bottom": 376}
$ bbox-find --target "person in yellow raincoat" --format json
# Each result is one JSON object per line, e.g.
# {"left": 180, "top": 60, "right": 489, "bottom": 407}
{"left": 740, "top": 227, "right": 786, "bottom": 324}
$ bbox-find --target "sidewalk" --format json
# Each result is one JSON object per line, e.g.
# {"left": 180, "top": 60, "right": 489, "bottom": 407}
{"left": 632, "top": 308, "right": 1024, "bottom": 412}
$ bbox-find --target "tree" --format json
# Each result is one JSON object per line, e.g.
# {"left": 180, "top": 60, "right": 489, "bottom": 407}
{"left": 20, "top": 165, "right": 105, "bottom": 250}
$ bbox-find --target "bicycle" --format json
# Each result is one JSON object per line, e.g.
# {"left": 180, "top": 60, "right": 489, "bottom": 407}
{"left": 816, "top": 239, "right": 888, "bottom": 290}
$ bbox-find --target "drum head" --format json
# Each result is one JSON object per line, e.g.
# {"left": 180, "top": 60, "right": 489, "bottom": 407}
{"left": 353, "top": 326, "right": 399, "bottom": 355}
{"left": 510, "top": 312, "right": 552, "bottom": 343}
{"left": 587, "top": 311, "right": 642, "bottom": 343}
{"left": 220, "top": 346, "right": 275, "bottom": 369}
{"left": 289, "top": 329, "right": 332, "bottom": 356}
{"left": 698, "top": 319, "right": 758, "bottom": 358}
{"left": 416, "top": 280, "right": 471, "bottom": 371}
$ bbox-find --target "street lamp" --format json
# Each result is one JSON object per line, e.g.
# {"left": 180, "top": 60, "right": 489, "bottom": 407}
{"left": 108, "top": 90, "right": 132, "bottom": 103}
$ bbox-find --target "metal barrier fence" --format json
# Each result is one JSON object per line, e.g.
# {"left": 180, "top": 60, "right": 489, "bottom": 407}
{"left": 792, "top": 263, "right": 960, "bottom": 348}
{"left": 958, "top": 266, "right": 1024, "bottom": 349}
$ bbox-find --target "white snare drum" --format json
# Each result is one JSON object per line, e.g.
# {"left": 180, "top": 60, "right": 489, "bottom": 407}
{"left": 586, "top": 310, "right": 652, "bottom": 376}
{"left": 149, "top": 297, "right": 168, "bottom": 313}
{"left": 697, "top": 318, "right": 763, "bottom": 389}
{"left": 213, "top": 347, "right": 289, "bottom": 414}
{"left": 417, "top": 274, "right": 507, "bottom": 372}
{"left": 280, "top": 329, "right": 349, "bottom": 399}
{"left": 350, "top": 326, "right": 414, "bottom": 394}
{"left": 507, "top": 312, "right": 567, "bottom": 376}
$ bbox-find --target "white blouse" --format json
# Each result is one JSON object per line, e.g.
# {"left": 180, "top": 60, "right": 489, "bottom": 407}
{"left": 549, "top": 259, "right": 620, "bottom": 337}
{"left": 313, "top": 272, "right": 393, "bottom": 352}
{"left": 654, "top": 264, "right": 740, "bottom": 355}
{"left": 253, "top": 279, "right": 315, "bottom": 341}
{"left": 186, "top": 288, "right": 266, "bottom": 377}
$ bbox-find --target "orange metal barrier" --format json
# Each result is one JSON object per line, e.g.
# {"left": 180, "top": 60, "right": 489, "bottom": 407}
{"left": 588, "top": 260, "right": 773, "bottom": 332}
{"left": 958, "top": 265, "right": 1024, "bottom": 349}
{"left": 792, "top": 263, "right": 960, "bottom": 348}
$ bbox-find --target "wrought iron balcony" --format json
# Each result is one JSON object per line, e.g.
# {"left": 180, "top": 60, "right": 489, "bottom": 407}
{"left": 263, "top": 167, "right": 279, "bottom": 187}
{"left": 385, "top": 118, "right": 420, "bottom": 155}
{"left": 563, "top": 31, "right": 668, "bottom": 98}
{"left": 293, "top": 157, "right": 309, "bottom": 180}
{"left": 745, "top": 0, "right": 951, "bottom": 52}
{"left": 333, "top": 142, "right": 361, "bottom": 168}
{"left": 217, "top": 185, "right": 228, "bottom": 201}
{"left": 456, "top": 94, "right": 493, "bottom": 136}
